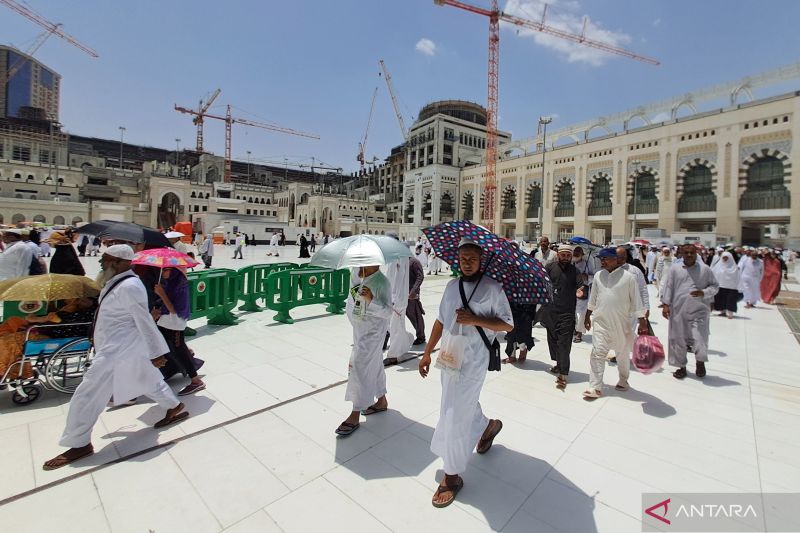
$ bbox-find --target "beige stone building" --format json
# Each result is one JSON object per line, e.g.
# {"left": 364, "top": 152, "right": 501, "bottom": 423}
{"left": 458, "top": 90, "right": 798, "bottom": 248}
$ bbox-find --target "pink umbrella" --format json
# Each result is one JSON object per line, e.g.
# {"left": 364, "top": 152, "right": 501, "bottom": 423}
{"left": 132, "top": 247, "right": 199, "bottom": 268}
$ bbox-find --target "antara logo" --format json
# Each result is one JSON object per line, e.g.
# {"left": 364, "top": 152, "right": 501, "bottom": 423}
{"left": 676, "top": 504, "right": 758, "bottom": 519}
{"left": 645, "top": 498, "right": 671, "bottom": 525}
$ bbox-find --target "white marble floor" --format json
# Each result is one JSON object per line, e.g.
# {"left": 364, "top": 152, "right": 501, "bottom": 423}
{"left": 1, "top": 247, "right": 798, "bottom": 532}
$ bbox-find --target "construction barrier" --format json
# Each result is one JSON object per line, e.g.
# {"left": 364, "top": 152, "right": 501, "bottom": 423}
{"left": 237, "top": 262, "right": 299, "bottom": 312}
{"left": 263, "top": 267, "right": 349, "bottom": 324}
{"left": 186, "top": 268, "right": 240, "bottom": 328}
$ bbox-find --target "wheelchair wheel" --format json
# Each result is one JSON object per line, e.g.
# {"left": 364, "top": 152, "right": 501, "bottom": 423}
{"left": 45, "top": 339, "right": 93, "bottom": 394}
{"left": 12, "top": 385, "right": 41, "bottom": 405}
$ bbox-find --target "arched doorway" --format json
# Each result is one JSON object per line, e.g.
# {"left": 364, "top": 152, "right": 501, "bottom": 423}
{"left": 53, "top": 215, "right": 65, "bottom": 225}
{"left": 441, "top": 192, "right": 454, "bottom": 221}
{"left": 740, "top": 155, "right": 789, "bottom": 210}
{"left": 33, "top": 214, "right": 46, "bottom": 223}
{"left": 501, "top": 186, "right": 516, "bottom": 219}
{"left": 462, "top": 191, "right": 474, "bottom": 220}
{"left": 526, "top": 185, "right": 542, "bottom": 218}
{"left": 554, "top": 182, "right": 575, "bottom": 217}
{"left": 158, "top": 192, "right": 182, "bottom": 229}
{"left": 72, "top": 216, "right": 83, "bottom": 225}
{"left": 588, "top": 177, "right": 612, "bottom": 216}
{"left": 12, "top": 213, "right": 25, "bottom": 224}
{"left": 678, "top": 165, "right": 716, "bottom": 212}
{"left": 628, "top": 173, "right": 659, "bottom": 214}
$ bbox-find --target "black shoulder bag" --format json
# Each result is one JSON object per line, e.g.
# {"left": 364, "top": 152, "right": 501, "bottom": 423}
{"left": 458, "top": 277, "right": 502, "bottom": 372}
{"left": 87, "top": 273, "right": 134, "bottom": 345}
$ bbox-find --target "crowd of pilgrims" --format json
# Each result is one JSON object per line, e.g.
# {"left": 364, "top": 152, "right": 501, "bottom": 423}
{"left": 1, "top": 224, "right": 794, "bottom": 507}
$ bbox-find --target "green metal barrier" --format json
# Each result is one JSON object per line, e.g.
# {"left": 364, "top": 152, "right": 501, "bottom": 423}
{"left": 187, "top": 268, "right": 240, "bottom": 329}
{"left": 237, "top": 262, "right": 299, "bottom": 312}
{"left": 263, "top": 267, "right": 349, "bottom": 324}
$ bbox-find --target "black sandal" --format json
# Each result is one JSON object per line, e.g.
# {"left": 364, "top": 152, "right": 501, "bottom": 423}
{"left": 335, "top": 421, "right": 360, "bottom": 436}
{"left": 477, "top": 420, "right": 503, "bottom": 454}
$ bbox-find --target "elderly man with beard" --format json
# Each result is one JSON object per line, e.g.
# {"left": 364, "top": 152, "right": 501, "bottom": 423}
{"left": 661, "top": 244, "right": 719, "bottom": 380}
{"left": 42, "top": 245, "right": 188, "bottom": 471}
{"left": 419, "top": 238, "right": 513, "bottom": 508}
{"left": 541, "top": 244, "right": 579, "bottom": 389}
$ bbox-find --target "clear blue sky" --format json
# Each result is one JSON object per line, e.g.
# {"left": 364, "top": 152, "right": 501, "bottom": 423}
{"left": 4, "top": 0, "right": 799, "bottom": 172}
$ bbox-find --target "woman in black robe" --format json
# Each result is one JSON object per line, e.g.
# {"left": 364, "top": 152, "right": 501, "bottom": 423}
{"left": 299, "top": 234, "right": 311, "bottom": 258}
{"left": 47, "top": 232, "right": 86, "bottom": 276}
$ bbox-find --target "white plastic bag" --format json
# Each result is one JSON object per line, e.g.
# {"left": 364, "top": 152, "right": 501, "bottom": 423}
{"left": 435, "top": 325, "right": 466, "bottom": 376}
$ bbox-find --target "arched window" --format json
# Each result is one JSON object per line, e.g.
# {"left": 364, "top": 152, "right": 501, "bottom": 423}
{"left": 678, "top": 166, "right": 716, "bottom": 212}
{"left": 405, "top": 195, "right": 415, "bottom": 223}
{"left": 12, "top": 213, "right": 25, "bottom": 224}
{"left": 53, "top": 215, "right": 65, "bottom": 225}
{"left": 588, "top": 178, "right": 612, "bottom": 216}
{"left": 526, "top": 185, "right": 542, "bottom": 218}
{"left": 33, "top": 214, "right": 45, "bottom": 222}
{"left": 628, "top": 173, "right": 659, "bottom": 214}
{"left": 190, "top": 191, "right": 197, "bottom": 198}
{"left": 422, "top": 193, "right": 432, "bottom": 220}
{"left": 502, "top": 188, "right": 516, "bottom": 219}
{"left": 72, "top": 216, "right": 83, "bottom": 225}
{"left": 554, "top": 182, "right": 574, "bottom": 217}
{"left": 441, "top": 193, "right": 454, "bottom": 220}
{"left": 740, "top": 156, "right": 789, "bottom": 210}
{"left": 14, "top": 173, "right": 21, "bottom": 180}
{"left": 27, "top": 174, "right": 34, "bottom": 181}
{"left": 462, "top": 191, "right": 474, "bottom": 220}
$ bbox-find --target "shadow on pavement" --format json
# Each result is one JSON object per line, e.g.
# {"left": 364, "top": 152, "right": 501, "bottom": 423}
{"left": 336, "top": 415, "right": 599, "bottom": 532}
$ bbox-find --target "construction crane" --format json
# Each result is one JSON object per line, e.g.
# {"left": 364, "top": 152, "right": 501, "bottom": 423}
{"left": 433, "top": 0, "right": 658, "bottom": 231}
{"left": 2, "top": 26, "right": 59, "bottom": 86}
{"left": 1, "top": 0, "right": 99, "bottom": 57}
{"left": 191, "top": 88, "right": 221, "bottom": 153}
{"left": 174, "top": 103, "right": 319, "bottom": 183}
{"left": 357, "top": 87, "right": 379, "bottom": 231}
{"left": 378, "top": 60, "right": 408, "bottom": 140}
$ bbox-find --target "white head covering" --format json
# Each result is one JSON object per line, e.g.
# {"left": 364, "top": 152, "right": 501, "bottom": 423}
{"left": 712, "top": 251, "right": 739, "bottom": 289}
{"left": 164, "top": 231, "right": 184, "bottom": 239}
{"left": 557, "top": 244, "right": 573, "bottom": 253}
{"left": 105, "top": 244, "right": 135, "bottom": 261}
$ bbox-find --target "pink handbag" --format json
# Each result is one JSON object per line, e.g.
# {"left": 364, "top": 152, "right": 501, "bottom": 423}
{"left": 632, "top": 334, "right": 665, "bottom": 374}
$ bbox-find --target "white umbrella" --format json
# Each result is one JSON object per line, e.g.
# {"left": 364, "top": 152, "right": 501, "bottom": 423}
{"left": 310, "top": 235, "right": 412, "bottom": 269}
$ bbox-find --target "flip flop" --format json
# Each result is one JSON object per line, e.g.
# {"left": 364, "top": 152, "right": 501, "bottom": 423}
{"left": 476, "top": 419, "right": 503, "bottom": 454}
{"left": 335, "top": 421, "right": 360, "bottom": 436}
{"left": 361, "top": 405, "right": 388, "bottom": 416}
{"left": 432, "top": 477, "right": 463, "bottom": 508}
{"left": 582, "top": 389, "right": 602, "bottom": 400}
{"left": 154, "top": 404, "right": 189, "bottom": 428}
{"left": 42, "top": 446, "right": 94, "bottom": 471}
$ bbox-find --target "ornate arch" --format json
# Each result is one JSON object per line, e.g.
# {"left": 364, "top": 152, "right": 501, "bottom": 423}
{"left": 501, "top": 184, "right": 517, "bottom": 208}
{"left": 676, "top": 158, "right": 718, "bottom": 195}
{"left": 626, "top": 165, "right": 659, "bottom": 199}
{"left": 586, "top": 171, "right": 613, "bottom": 201}
{"left": 552, "top": 176, "right": 575, "bottom": 203}
{"left": 738, "top": 148, "right": 792, "bottom": 193}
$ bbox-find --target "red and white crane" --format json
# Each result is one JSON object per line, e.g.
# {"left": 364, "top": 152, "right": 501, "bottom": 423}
{"left": 433, "top": 0, "right": 659, "bottom": 231}
{"left": 191, "top": 88, "right": 221, "bottom": 153}
{"left": 0, "top": 0, "right": 98, "bottom": 58}
{"left": 174, "top": 103, "right": 319, "bottom": 183}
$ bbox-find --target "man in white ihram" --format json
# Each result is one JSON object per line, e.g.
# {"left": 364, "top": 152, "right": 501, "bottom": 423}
{"left": 419, "top": 238, "right": 513, "bottom": 508}
{"left": 382, "top": 232, "right": 415, "bottom": 366}
{"left": 42, "top": 245, "right": 189, "bottom": 471}
{"left": 268, "top": 232, "right": 280, "bottom": 257}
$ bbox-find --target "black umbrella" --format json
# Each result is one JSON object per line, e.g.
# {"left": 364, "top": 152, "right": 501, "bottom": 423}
{"left": 76, "top": 220, "right": 170, "bottom": 249}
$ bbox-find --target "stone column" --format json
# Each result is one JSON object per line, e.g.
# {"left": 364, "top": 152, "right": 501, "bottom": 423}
{"left": 715, "top": 137, "right": 741, "bottom": 242}
{"left": 611, "top": 159, "right": 626, "bottom": 241}
{"left": 574, "top": 164, "right": 588, "bottom": 237}
{"left": 787, "top": 98, "right": 800, "bottom": 249}
{"left": 658, "top": 149, "right": 678, "bottom": 233}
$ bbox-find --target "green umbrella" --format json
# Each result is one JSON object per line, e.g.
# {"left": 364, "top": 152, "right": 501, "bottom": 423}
{"left": 309, "top": 235, "right": 412, "bottom": 269}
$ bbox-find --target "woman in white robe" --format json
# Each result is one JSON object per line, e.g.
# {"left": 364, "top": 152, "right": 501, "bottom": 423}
{"left": 712, "top": 251, "right": 741, "bottom": 318}
{"left": 337, "top": 265, "right": 392, "bottom": 436}
{"left": 382, "top": 254, "right": 415, "bottom": 365}
{"left": 419, "top": 240, "right": 513, "bottom": 508}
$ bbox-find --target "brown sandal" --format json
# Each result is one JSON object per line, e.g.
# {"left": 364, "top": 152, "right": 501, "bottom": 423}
{"left": 154, "top": 402, "right": 189, "bottom": 428}
{"left": 556, "top": 375, "right": 567, "bottom": 390}
{"left": 432, "top": 476, "right": 463, "bottom": 508}
{"left": 476, "top": 419, "right": 503, "bottom": 454}
{"left": 42, "top": 444, "right": 94, "bottom": 471}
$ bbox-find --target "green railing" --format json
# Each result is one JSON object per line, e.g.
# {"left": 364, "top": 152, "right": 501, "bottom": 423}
{"left": 186, "top": 268, "right": 240, "bottom": 327}
{"left": 263, "top": 267, "right": 350, "bottom": 324}
{"left": 238, "top": 262, "right": 299, "bottom": 312}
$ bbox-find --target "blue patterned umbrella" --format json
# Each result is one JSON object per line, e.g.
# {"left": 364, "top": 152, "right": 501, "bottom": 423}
{"left": 422, "top": 220, "right": 551, "bottom": 304}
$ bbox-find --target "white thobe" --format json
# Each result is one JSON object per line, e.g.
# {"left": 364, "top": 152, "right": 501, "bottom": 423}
{"left": 738, "top": 257, "right": 763, "bottom": 305}
{"left": 269, "top": 235, "right": 280, "bottom": 255}
{"left": 431, "top": 277, "right": 513, "bottom": 475}
{"left": 655, "top": 256, "right": 673, "bottom": 295}
{"left": 534, "top": 248, "right": 557, "bottom": 267}
{"left": 0, "top": 240, "right": 33, "bottom": 280}
{"left": 345, "top": 270, "right": 392, "bottom": 411}
{"left": 59, "top": 271, "right": 179, "bottom": 448}
{"left": 382, "top": 257, "right": 414, "bottom": 359}
{"left": 587, "top": 268, "right": 644, "bottom": 390}
{"left": 573, "top": 258, "right": 596, "bottom": 334}
{"left": 660, "top": 261, "right": 719, "bottom": 367}
{"left": 645, "top": 251, "right": 657, "bottom": 278}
